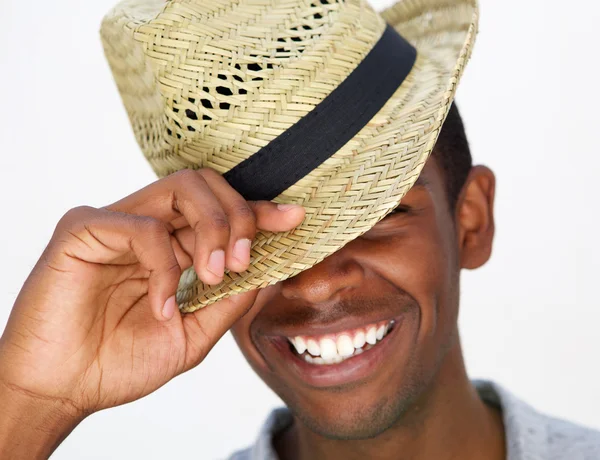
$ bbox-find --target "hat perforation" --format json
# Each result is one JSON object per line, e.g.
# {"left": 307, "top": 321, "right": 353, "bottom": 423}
{"left": 155, "top": 0, "right": 348, "bottom": 144}
{"left": 100, "top": 0, "right": 478, "bottom": 310}
{"left": 216, "top": 86, "right": 233, "bottom": 96}
{"left": 185, "top": 108, "right": 198, "bottom": 119}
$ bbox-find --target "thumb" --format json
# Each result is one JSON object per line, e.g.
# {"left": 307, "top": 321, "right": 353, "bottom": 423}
{"left": 180, "top": 289, "right": 259, "bottom": 370}
{"left": 249, "top": 201, "right": 306, "bottom": 232}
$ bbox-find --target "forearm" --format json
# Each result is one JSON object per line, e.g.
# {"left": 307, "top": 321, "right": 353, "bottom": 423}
{"left": 0, "top": 380, "right": 85, "bottom": 459}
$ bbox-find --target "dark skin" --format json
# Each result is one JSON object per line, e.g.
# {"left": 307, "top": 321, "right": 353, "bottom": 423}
{"left": 230, "top": 157, "right": 505, "bottom": 460}
{"left": 0, "top": 155, "right": 502, "bottom": 459}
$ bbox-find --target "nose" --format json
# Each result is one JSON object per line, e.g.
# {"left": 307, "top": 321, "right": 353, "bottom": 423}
{"left": 279, "top": 251, "right": 365, "bottom": 303}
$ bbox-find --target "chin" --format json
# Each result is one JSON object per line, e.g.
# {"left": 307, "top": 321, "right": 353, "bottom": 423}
{"left": 262, "top": 364, "right": 426, "bottom": 441}
{"left": 286, "top": 385, "right": 420, "bottom": 440}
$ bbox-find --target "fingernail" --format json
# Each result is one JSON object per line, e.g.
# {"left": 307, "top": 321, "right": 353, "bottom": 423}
{"left": 162, "top": 295, "right": 176, "bottom": 320}
{"left": 277, "top": 203, "right": 302, "bottom": 211}
{"left": 207, "top": 249, "right": 225, "bottom": 278}
{"left": 232, "top": 238, "right": 251, "bottom": 266}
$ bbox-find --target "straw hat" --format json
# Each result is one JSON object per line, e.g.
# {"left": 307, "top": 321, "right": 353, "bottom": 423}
{"left": 100, "top": 0, "right": 479, "bottom": 313}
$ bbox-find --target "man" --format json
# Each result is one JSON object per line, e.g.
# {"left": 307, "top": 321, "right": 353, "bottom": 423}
{"left": 1, "top": 102, "right": 599, "bottom": 459}
{"left": 1, "top": 0, "right": 599, "bottom": 459}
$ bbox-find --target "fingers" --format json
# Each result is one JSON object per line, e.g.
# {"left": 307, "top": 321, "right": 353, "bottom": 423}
{"left": 248, "top": 200, "right": 306, "bottom": 232}
{"left": 181, "top": 289, "right": 259, "bottom": 370}
{"left": 104, "top": 170, "right": 231, "bottom": 286}
{"left": 195, "top": 169, "right": 257, "bottom": 274}
{"left": 101, "top": 168, "right": 305, "bottom": 285}
{"left": 54, "top": 206, "right": 183, "bottom": 322}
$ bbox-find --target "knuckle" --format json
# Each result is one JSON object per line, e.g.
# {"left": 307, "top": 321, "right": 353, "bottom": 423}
{"left": 164, "top": 260, "right": 182, "bottom": 277}
{"left": 172, "top": 168, "right": 202, "bottom": 184}
{"left": 211, "top": 213, "right": 231, "bottom": 233}
{"left": 56, "top": 206, "right": 96, "bottom": 231}
{"left": 198, "top": 167, "right": 219, "bottom": 179}
{"left": 61, "top": 205, "right": 94, "bottom": 222}
{"left": 198, "top": 212, "right": 231, "bottom": 236}
{"left": 230, "top": 202, "right": 256, "bottom": 225}
{"left": 229, "top": 204, "right": 257, "bottom": 237}
{"left": 135, "top": 216, "right": 169, "bottom": 239}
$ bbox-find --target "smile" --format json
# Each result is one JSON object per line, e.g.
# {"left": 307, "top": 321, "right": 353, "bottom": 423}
{"left": 267, "top": 315, "right": 404, "bottom": 388}
{"left": 287, "top": 320, "right": 395, "bottom": 365}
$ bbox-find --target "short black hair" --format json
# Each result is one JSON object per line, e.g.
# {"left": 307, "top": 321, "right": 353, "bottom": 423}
{"left": 431, "top": 102, "right": 473, "bottom": 208}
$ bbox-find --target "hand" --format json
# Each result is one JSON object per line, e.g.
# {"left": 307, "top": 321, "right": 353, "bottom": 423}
{"left": 0, "top": 168, "right": 305, "bottom": 456}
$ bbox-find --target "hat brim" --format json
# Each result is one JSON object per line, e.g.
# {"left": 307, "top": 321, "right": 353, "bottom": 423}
{"left": 176, "top": 0, "right": 479, "bottom": 312}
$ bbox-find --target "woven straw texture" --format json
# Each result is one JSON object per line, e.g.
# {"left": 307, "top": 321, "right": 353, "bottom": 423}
{"left": 100, "top": 0, "right": 478, "bottom": 313}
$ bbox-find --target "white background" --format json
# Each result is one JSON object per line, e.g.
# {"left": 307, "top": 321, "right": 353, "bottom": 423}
{"left": 1, "top": 0, "right": 599, "bottom": 458}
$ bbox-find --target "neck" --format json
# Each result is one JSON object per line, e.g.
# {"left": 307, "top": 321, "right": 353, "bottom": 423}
{"left": 275, "top": 338, "right": 505, "bottom": 460}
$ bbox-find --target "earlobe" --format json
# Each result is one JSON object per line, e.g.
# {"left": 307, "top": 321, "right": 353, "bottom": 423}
{"left": 456, "top": 166, "right": 496, "bottom": 270}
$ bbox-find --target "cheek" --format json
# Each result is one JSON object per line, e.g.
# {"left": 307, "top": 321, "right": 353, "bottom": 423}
{"left": 363, "top": 221, "right": 457, "bottom": 341}
{"left": 230, "top": 287, "right": 276, "bottom": 373}
{"left": 372, "top": 227, "right": 447, "bottom": 302}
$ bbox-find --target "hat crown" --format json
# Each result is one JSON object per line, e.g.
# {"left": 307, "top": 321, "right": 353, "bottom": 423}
{"left": 100, "top": 0, "right": 480, "bottom": 311}
{"left": 101, "top": 0, "right": 385, "bottom": 177}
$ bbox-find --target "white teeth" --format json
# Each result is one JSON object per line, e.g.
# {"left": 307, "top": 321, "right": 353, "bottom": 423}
{"left": 291, "top": 320, "right": 395, "bottom": 363}
{"left": 306, "top": 354, "right": 343, "bottom": 365}
{"left": 320, "top": 338, "right": 338, "bottom": 360}
{"left": 323, "top": 355, "right": 341, "bottom": 365}
{"left": 307, "top": 339, "right": 321, "bottom": 356}
{"left": 336, "top": 335, "right": 355, "bottom": 357}
{"left": 292, "top": 337, "right": 307, "bottom": 354}
{"left": 366, "top": 326, "right": 377, "bottom": 345}
{"left": 353, "top": 331, "right": 366, "bottom": 349}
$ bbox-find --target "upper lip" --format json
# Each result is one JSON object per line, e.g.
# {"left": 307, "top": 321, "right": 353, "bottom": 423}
{"left": 263, "top": 313, "right": 399, "bottom": 338}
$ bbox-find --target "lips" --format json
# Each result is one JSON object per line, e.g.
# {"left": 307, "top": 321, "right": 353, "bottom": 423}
{"left": 266, "top": 316, "right": 403, "bottom": 388}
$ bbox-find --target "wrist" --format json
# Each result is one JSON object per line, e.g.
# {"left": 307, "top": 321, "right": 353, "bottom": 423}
{"left": 0, "top": 379, "right": 87, "bottom": 459}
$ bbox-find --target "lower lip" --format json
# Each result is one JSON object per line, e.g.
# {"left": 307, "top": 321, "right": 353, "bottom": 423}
{"left": 269, "top": 318, "right": 403, "bottom": 388}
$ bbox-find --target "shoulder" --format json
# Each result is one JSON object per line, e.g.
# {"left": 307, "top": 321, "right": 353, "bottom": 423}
{"left": 541, "top": 413, "right": 600, "bottom": 459}
{"left": 474, "top": 380, "right": 600, "bottom": 460}
{"left": 226, "top": 447, "right": 252, "bottom": 460}
{"left": 225, "top": 407, "right": 293, "bottom": 460}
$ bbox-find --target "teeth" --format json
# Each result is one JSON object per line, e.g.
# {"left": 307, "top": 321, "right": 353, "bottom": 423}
{"left": 292, "top": 319, "right": 395, "bottom": 364}
{"left": 292, "top": 337, "right": 307, "bottom": 354}
{"left": 323, "top": 355, "right": 342, "bottom": 365}
{"left": 336, "top": 335, "right": 355, "bottom": 357}
{"left": 320, "top": 338, "right": 338, "bottom": 360}
{"left": 307, "top": 339, "right": 321, "bottom": 356}
{"left": 305, "top": 354, "right": 344, "bottom": 365}
{"left": 353, "top": 331, "right": 366, "bottom": 349}
{"left": 366, "top": 326, "right": 377, "bottom": 345}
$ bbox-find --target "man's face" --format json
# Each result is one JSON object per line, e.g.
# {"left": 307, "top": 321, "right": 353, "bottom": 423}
{"left": 230, "top": 156, "right": 489, "bottom": 439}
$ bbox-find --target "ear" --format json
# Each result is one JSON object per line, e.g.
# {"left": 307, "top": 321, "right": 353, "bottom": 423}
{"left": 456, "top": 165, "right": 496, "bottom": 269}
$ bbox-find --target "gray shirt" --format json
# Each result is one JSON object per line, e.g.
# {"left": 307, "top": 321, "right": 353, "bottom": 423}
{"left": 227, "top": 380, "right": 600, "bottom": 460}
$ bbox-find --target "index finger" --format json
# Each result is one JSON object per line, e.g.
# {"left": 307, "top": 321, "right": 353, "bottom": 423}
{"left": 102, "top": 169, "right": 207, "bottom": 228}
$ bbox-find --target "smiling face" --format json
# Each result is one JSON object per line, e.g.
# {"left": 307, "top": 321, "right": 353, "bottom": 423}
{"left": 230, "top": 153, "right": 495, "bottom": 440}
